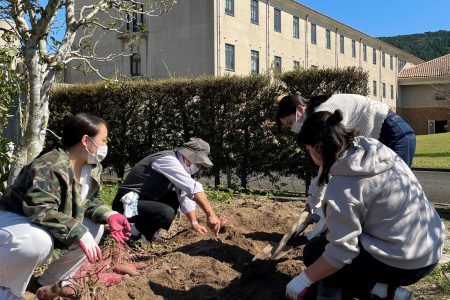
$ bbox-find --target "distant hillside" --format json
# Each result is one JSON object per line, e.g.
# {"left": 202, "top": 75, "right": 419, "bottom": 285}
{"left": 378, "top": 30, "right": 450, "bottom": 61}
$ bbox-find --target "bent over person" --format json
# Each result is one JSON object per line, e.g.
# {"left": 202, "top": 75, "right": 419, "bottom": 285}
{"left": 285, "top": 110, "right": 446, "bottom": 300}
{"left": 112, "top": 137, "right": 222, "bottom": 243}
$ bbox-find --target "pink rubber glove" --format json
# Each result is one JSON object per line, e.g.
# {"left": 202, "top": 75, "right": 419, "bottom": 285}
{"left": 108, "top": 213, "right": 132, "bottom": 243}
{"left": 78, "top": 232, "right": 102, "bottom": 263}
{"left": 286, "top": 272, "right": 314, "bottom": 300}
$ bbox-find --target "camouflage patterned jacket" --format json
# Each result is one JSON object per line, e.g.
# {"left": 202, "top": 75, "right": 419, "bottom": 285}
{"left": 0, "top": 148, "right": 112, "bottom": 249}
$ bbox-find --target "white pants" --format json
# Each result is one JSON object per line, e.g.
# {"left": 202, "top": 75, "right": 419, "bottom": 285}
{"left": 0, "top": 211, "right": 103, "bottom": 298}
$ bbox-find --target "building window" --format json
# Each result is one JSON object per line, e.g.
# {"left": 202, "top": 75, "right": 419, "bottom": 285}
{"left": 398, "top": 59, "right": 406, "bottom": 71}
{"left": 130, "top": 53, "right": 141, "bottom": 76}
{"left": 127, "top": 4, "right": 144, "bottom": 32}
{"left": 326, "top": 29, "right": 331, "bottom": 49}
{"left": 373, "top": 80, "right": 377, "bottom": 96}
{"left": 311, "top": 23, "right": 317, "bottom": 44}
{"left": 382, "top": 52, "right": 385, "bottom": 67}
{"left": 251, "top": 50, "right": 259, "bottom": 74}
{"left": 363, "top": 44, "right": 367, "bottom": 62}
{"left": 436, "top": 93, "right": 446, "bottom": 100}
{"left": 293, "top": 60, "right": 300, "bottom": 70}
{"left": 340, "top": 35, "right": 344, "bottom": 54}
{"left": 250, "top": 0, "right": 258, "bottom": 24}
{"left": 225, "top": 44, "right": 235, "bottom": 71}
{"left": 352, "top": 40, "right": 356, "bottom": 58}
{"left": 274, "top": 56, "right": 282, "bottom": 72}
{"left": 382, "top": 83, "right": 386, "bottom": 98}
{"left": 225, "top": 0, "right": 234, "bottom": 16}
{"left": 390, "top": 85, "right": 394, "bottom": 99}
{"left": 274, "top": 8, "right": 281, "bottom": 32}
{"left": 390, "top": 55, "right": 393, "bottom": 70}
{"left": 373, "top": 48, "right": 377, "bottom": 65}
{"left": 293, "top": 16, "right": 299, "bottom": 38}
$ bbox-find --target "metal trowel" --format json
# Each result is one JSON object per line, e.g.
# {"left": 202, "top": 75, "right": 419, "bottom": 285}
{"left": 252, "top": 211, "right": 309, "bottom": 261}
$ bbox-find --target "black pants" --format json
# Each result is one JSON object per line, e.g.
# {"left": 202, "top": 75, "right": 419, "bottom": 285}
{"left": 112, "top": 191, "right": 179, "bottom": 240}
{"left": 303, "top": 235, "right": 437, "bottom": 296}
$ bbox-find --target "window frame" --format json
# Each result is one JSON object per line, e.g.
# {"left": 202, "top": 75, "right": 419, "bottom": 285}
{"left": 311, "top": 23, "right": 317, "bottom": 45}
{"left": 274, "top": 56, "right": 282, "bottom": 72}
{"left": 326, "top": 29, "right": 331, "bottom": 49}
{"left": 251, "top": 50, "right": 259, "bottom": 74}
{"left": 225, "top": 0, "right": 234, "bottom": 16}
{"left": 274, "top": 8, "right": 281, "bottom": 32}
{"left": 351, "top": 40, "right": 356, "bottom": 58}
{"left": 130, "top": 53, "right": 141, "bottom": 76}
{"left": 363, "top": 44, "right": 367, "bottom": 62}
{"left": 225, "top": 43, "right": 235, "bottom": 71}
{"left": 250, "top": 0, "right": 259, "bottom": 24}
{"left": 373, "top": 80, "right": 377, "bottom": 96}
{"left": 293, "top": 16, "right": 299, "bottom": 39}
{"left": 340, "top": 34, "right": 344, "bottom": 54}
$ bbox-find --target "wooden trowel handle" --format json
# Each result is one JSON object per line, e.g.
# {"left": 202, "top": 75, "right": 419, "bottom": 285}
{"left": 272, "top": 211, "right": 310, "bottom": 257}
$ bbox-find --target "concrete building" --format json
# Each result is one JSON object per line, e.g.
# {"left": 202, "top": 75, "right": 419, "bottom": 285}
{"left": 65, "top": 0, "right": 423, "bottom": 109}
{"left": 398, "top": 54, "right": 450, "bottom": 134}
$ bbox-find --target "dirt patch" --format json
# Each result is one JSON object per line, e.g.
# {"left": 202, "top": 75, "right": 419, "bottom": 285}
{"left": 24, "top": 198, "right": 450, "bottom": 300}
{"left": 98, "top": 197, "right": 306, "bottom": 300}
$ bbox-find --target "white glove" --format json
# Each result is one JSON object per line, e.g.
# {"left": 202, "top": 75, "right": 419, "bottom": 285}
{"left": 120, "top": 191, "right": 139, "bottom": 218}
{"left": 78, "top": 232, "right": 102, "bottom": 263}
{"left": 286, "top": 272, "right": 314, "bottom": 300}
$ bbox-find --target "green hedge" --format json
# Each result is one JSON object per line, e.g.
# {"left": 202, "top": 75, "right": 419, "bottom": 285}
{"left": 49, "top": 67, "right": 368, "bottom": 189}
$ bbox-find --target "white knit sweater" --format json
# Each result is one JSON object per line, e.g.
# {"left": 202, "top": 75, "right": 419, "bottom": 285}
{"left": 314, "top": 94, "right": 389, "bottom": 139}
{"left": 305, "top": 94, "right": 389, "bottom": 219}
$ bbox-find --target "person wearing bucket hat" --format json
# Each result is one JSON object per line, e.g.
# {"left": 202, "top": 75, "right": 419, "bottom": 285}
{"left": 112, "top": 137, "right": 223, "bottom": 243}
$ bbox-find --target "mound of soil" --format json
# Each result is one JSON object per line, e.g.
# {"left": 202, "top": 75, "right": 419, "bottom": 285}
{"left": 104, "top": 197, "right": 307, "bottom": 300}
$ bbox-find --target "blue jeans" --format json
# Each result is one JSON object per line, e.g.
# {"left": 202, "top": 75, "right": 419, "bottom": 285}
{"left": 379, "top": 110, "right": 416, "bottom": 167}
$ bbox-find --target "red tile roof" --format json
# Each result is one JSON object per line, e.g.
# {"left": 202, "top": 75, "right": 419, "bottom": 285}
{"left": 398, "top": 53, "right": 450, "bottom": 79}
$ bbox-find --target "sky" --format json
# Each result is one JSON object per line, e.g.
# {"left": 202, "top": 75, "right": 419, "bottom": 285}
{"left": 297, "top": 0, "right": 450, "bottom": 37}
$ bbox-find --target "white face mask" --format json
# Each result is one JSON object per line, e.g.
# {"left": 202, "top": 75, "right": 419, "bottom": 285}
{"left": 183, "top": 160, "right": 200, "bottom": 175}
{"left": 189, "top": 164, "right": 200, "bottom": 175}
{"left": 86, "top": 137, "right": 108, "bottom": 164}
{"left": 291, "top": 111, "right": 305, "bottom": 134}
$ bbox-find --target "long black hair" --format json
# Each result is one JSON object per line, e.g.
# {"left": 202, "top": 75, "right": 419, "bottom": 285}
{"left": 60, "top": 113, "right": 109, "bottom": 149}
{"left": 276, "top": 94, "right": 332, "bottom": 131}
{"left": 38, "top": 113, "right": 108, "bottom": 158}
{"left": 297, "top": 109, "right": 356, "bottom": 185}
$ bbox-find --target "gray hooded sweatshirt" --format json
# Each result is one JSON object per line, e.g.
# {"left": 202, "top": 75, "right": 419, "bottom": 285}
{"left": 322, "top": 137, "right": 446, "bottom": 270}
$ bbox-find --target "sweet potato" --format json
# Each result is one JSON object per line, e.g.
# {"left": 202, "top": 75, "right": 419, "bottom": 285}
{"left": 132, "top": 262, "right": 147, "bottom": 270}
{"left": 98, "top": 273, "right": 124, "bottom": 286}
{"left": 113, "top": 263, "right": 140, "bottom": 276}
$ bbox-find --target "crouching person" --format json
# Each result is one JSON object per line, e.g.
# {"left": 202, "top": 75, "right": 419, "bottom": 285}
{"left": 286, "top": 110, "right": 446, "bottom": 300}
{"left": 112, "top": 137, "right": 222, "bottom": 243}
{"left": 0, "top": 113, "right": 131, "bottom": 300}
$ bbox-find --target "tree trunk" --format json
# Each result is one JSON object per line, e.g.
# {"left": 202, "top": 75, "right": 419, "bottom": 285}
{"left": 226, "top": 166, "right": 232, "bottom": 188}
{"left": 8, "top": 49, "right": 49, "bottom": 185}
{"left": 214, "top": 168, "right": 220, "bottom": 188}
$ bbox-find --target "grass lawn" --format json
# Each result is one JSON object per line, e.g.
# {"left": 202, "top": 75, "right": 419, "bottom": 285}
{"left": 413, "top": 132, "right": 450, "bottom": 169}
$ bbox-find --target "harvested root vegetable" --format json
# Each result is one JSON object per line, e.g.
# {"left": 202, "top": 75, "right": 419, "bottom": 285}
{"left": 98, "top": 273, "right": 124, "bottom": 286}
{"left": 113, "top": 263, "right": 140, "bottom": 276}
{"left": 133, "top": 262, "right": 147, "bottom": 270}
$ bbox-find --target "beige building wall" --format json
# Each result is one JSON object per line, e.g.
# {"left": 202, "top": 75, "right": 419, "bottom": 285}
{"left": 65, "top": 0, "right": 423, "bottom": 111}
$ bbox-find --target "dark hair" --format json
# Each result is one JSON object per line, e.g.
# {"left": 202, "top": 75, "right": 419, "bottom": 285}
{"left": 60, "top": 113, "right": 109, "bottom": 149}
{"left": 297, "top": 109, "right": 355, "bottom": 186}
{"left": 276, "top": 94, "right": 332, "bottom": 131}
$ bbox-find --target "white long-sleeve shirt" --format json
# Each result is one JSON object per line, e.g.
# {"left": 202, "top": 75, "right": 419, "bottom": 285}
{"left": 151, "top": 153, "right": 203, "bottom": 214}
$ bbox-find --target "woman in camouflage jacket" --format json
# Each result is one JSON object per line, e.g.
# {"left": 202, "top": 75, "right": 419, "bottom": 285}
{"left": 0, "top": 113, "right": 131, "bottom": 299}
